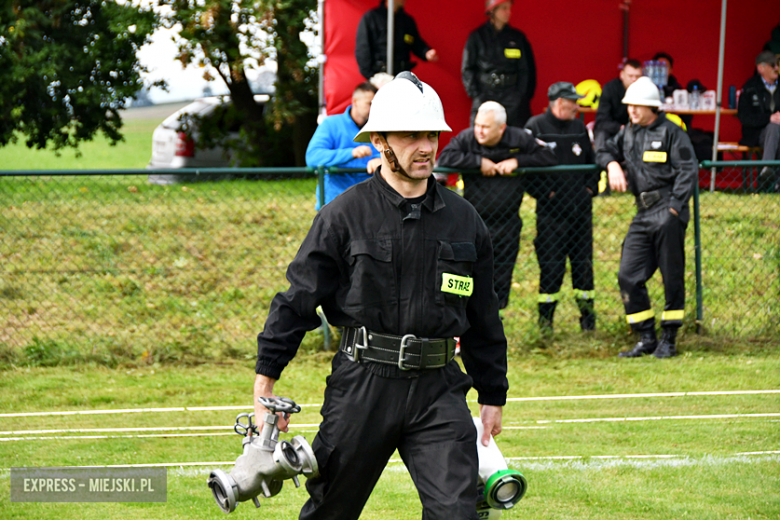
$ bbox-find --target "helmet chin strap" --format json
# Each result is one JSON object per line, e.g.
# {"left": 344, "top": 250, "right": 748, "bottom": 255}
{"left": 378, "top": 134, "right": 407, "bottom": 176}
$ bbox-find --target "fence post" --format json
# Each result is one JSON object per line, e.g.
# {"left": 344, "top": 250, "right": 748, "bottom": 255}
{"left": 694, "top": 178, "right": 704, "bottom": 334}
{"left": 317, "top": 167, "right": 326, "bottom": 210}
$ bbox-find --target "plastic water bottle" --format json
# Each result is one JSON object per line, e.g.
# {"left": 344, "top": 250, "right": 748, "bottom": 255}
{"left": 690, "top": 85, "right": 700, "bottom": 110}
{"left": 728, "top": 86, "right": 736, "bottom": 109}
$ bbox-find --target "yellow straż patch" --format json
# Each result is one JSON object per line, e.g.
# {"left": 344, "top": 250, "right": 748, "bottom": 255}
{"left": 441, "top": 273, "right": 473, "bottom": 297}
{"left": 643, "top": 151, "right": 667, "bottom": 163}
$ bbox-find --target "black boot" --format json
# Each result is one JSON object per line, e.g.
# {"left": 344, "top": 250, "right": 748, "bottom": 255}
{"left": 618, "top": 330, "right": 657, "bottom": 358}
{"left": 538, "top": 302, "right": 557, "bottom": 336}
{"left": 577, "top": 298, "right": 596, "bottom": 331}
{"left": 654, "top": 328, "right": 678, "bottom": 358}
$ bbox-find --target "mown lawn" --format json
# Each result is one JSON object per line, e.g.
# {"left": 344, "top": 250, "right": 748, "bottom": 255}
{"left": 0, "top": 355, "right": 778, "bottom": 519}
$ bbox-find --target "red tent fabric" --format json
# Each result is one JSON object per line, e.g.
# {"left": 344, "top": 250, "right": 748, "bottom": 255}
{"left": 324, "top": 0, "right": 779, "bottom": 150}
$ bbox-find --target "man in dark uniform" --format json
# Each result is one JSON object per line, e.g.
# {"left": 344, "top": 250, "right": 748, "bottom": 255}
{"left": 525, "top": 82, "right": 598, "bottom": 333}
{"left": 355, "top": 0, "right": 439, "bottom": 80}
{"left": 437, "top": 101, "right": 556, "bottom": 310}
{"left": 738, "top": 50, "right": 780, "bottom": 191}
{"left": 593, "top": 59, "right": 643, "bottom": 152}
{"left": 597, "top": 77, "right": 698, "bottom": 359}
{"left": 254, "top": 72, "right": 508, "bottom": 520}
{"left": 461, "top": 0, "right": 536, "bottom": 127}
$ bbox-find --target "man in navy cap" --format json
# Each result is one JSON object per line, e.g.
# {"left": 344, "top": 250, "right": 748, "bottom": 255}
{"left": 525, "top": 82, "right": 598, "bottom": 333}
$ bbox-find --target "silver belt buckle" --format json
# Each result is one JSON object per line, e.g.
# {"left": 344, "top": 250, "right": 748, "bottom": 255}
{"left": 640, "top": 192, "right": 651, "bottom": 208}
{"left": 345, "top": 326, "right": 369, "bottom": 363}
{"left": 398, "top": 334, "right": 416, "bottom": 370}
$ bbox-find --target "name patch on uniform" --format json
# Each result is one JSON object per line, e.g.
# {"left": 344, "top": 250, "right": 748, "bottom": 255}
{"left": 504, "top": 48, "right": 521, "bottom": 59}
{"left": 442, "top": 273, "right": 473, "bottom": 297}
{"left": 643, "top": 151, "right": 668, "bottom": 163}
{"left": 404, "top": 34, "right": 414, "bottom": 44}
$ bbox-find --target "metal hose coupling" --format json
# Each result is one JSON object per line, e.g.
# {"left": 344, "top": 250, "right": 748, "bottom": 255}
{"left": 473, "top": 417, "right": 527, "bottom": 519}
{"left": 207, "top": 396, "right": 319, "bottom": 514}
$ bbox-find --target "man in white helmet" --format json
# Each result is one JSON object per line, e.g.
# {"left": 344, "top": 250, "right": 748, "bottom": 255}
{"left": 596, "top": 76, "right": 698, "bottom": 359}
{"left": 254, "top": 72, "right": 508, "bottom": 519}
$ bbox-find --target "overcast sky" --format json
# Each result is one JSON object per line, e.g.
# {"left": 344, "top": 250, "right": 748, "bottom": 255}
{"left": 136, "top": 18, "right": 316, "bottom": 105}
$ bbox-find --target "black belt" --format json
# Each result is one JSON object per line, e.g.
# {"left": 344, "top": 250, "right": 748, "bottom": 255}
{"left": 479, "top": 72, "right": 518, "bottom": 88}
{"left": 636, "top": 187, "right": 671, "bottom": 209}
{"left": 340, "top": 327, "right": 456, "bottom": 371}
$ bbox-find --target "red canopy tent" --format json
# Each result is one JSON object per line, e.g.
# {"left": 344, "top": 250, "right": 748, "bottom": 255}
{"left": 322, "top": 0, "right": 779, "bottom": 153}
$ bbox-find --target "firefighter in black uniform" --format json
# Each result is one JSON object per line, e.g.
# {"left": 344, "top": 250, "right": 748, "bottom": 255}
{"left": 461, "top": 0, "right": 536, "bottom": 127}
{"left": 254, "top": 72, "right": 508, "bottom": 520}
{"left": 593, "top": 59, "right": 643, "bottom": 153}
{"left": 525, "top": 82, "right": 598, "bottom": 333}
{"left": 596, "top": 77, "right": 698, "bottom": 359}
{"left": 355, "top": 0, "right": 439, "bottom": 80}
{"left": 437, "top": 101, "right": 557, "bottom": 310}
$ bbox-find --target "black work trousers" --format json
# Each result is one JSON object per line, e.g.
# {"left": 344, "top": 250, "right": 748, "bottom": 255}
{"left": 618, "top": 203, "right": 688, "bottom": 332}
{"left": 463, "top": 175, "right": 525, "bottom": 309}
{"left": 534, "top": 207, "right": 594, "bottom": 296}
{"left": 300, "top": 352, "right": 479, "bottom": 520}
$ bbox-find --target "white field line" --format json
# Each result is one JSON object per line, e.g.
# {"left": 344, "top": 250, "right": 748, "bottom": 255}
{"left": 2, "top": 389, "right": 778, "bottom": 418}
{"left": 1, "top": 411, "right": 776, "bottom": 441}
{"left": 535, "top": 412, "right": 780, "bottom": 424}
{"left": 1, "top": 451, "right": 778, "bottom": 474}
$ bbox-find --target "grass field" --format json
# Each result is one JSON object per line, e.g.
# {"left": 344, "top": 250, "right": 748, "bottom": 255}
{"left": 0, "top": 354, "right": 778, "bottom": 519}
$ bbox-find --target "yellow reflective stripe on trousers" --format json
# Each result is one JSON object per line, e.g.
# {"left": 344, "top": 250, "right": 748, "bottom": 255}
{"left": 538, "top": 293, "right": 560, "bottom": 303}
{"left": 626, "top": 309, "right": 654, "bottom": 324}
{"left": 661, "top": 310, "right": 685, "bottom": 321}
{"left": 575, "top": 290, "right": 595, "bottom": 300}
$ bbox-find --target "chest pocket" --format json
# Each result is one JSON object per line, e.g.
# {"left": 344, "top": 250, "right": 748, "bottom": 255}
{"left": 345, "top": 239, "right": 395, "bottom": 309}
{"left": 436, "top": 241, "right": 477, "bottom": 307}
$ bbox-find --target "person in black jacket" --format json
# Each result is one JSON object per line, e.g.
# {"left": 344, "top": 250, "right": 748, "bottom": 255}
{"left": 738, "top": 50, "right": 780, "bottom": 191}
{"left": 593, "top": 59, "right": 643, "bottom": 152}
{"left": 438, "top": 101, "right": 557, "bottom": 309}
{"left": 525, "top": 82, "right": 598, "bottom": 333}
{"left": 255, "top": 73, "right": 507, "bottom": 520}
{"left": 355, "top": 0, "right": 438, "bottom": 80}
{"left": 596, "top": 77, "right": 698, "bottom": 359}
{"left": 461, "top": 0, "right": 536, "bottom": 127}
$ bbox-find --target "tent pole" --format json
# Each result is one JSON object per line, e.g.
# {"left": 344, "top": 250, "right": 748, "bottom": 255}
{"left": 387, "top": 0, "right": 394, "bottom": 75}
{"left": 317, "top": 0, "right": 326, "bottom": 121}
{"left": 710, "top": 0, "right": 727, "bottom": 193}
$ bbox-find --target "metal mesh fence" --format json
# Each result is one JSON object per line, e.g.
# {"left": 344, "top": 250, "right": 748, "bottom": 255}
{"left": 0, "top": 163, "right": 778, "bottom": 367}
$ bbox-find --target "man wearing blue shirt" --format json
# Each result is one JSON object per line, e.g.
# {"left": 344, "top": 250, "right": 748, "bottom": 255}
{"left": 306, "top": 82, "right": 382, "bottom": 209}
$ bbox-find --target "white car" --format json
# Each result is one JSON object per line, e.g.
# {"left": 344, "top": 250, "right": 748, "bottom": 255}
{"left": 147, "top": 94, "right": 270, "bottom": 184}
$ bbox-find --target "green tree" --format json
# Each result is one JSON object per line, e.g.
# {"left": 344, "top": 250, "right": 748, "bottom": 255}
{"left": 0, "top": 0, "right": 159, "bottom": 151}
{"left": 162, "top": 0, "right": 318, "bottom": 166}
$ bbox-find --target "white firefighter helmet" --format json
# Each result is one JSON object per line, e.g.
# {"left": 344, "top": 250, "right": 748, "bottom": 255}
{"left": 621, "top": 76, "right": 662, "bottom": 107}
{"left": 354, "top": 71, "right": 451, "bottom": 143}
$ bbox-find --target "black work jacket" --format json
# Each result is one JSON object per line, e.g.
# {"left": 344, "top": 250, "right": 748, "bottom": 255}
{"left": 436, "top": 126, "right": 556, "bottom": 172}
{"left": 525, "top": 110, "right": 597, "bottom": 213}
{"left": 738, "top": 74, "right": 780, "bottom": 147}
{"left": 596, "top": 113, "right": 698, "bottom": 218}
{"left": 594, "top": 78, "right": 629, "bottom": 136}
{"left": 461, "top": 22, "right": 536, "bottom": 103}
{"left": 256, "top": 171, "right": 509, "bottom": 406}
{"left": 355, "top": 3, "right": 431, "bottom": 79}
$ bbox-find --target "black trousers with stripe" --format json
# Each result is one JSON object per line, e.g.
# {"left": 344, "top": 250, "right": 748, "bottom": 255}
{"left": 618, "top": 203, "right": 688, "bottom": 332}
{"left": 300, "top": 352, "right": 479, "bottom": 520}
{"left": 534, "top": 207, "right": 594, "bottom": 296}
